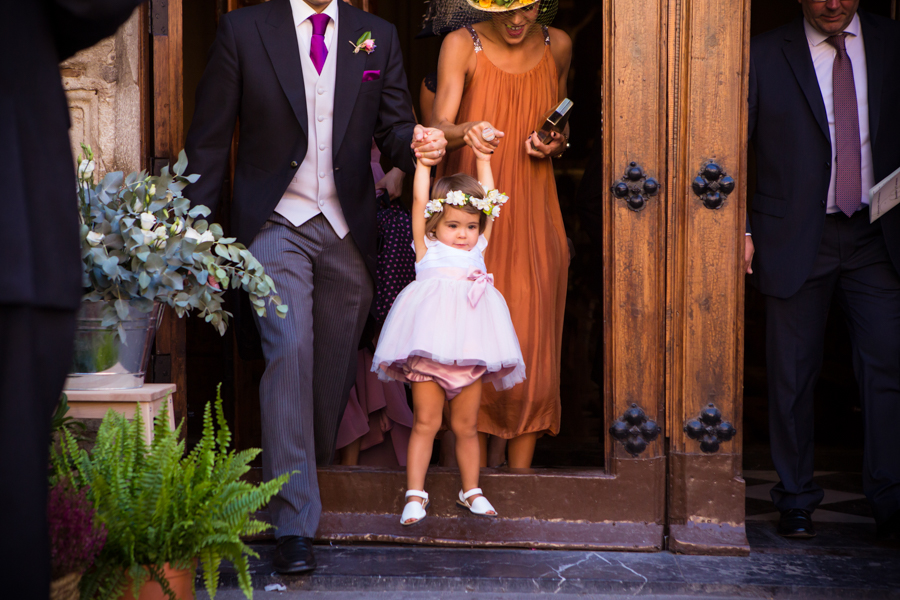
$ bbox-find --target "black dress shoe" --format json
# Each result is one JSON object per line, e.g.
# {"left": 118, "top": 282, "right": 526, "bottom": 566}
{"left": 273, "top": 536, "right": 317, "bottom": 574}
{"left": 777, "top": 508, "right": 816, "bottom": 538}
{"left": 876, "top": 511, "right": 900, "bottom": 541}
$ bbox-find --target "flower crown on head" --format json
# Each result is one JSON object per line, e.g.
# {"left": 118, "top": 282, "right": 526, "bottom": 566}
{"left": 424, "top": 185, "right": 510, "bottom": 220}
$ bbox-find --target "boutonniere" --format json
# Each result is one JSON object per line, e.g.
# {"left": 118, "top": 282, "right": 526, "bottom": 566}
{"left": 350, "top": 31, "right": 376, "bottom": 54}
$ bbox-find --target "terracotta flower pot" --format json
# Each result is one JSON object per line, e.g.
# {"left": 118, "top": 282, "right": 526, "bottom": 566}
{"left": 50, "top": 572, "right": 81, "bottom": 600}
{"left": 121, "top": 562, "right": 196, "bottom": 600}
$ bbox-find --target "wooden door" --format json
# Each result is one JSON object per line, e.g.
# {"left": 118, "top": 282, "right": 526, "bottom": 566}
{"left": 314, "top": 0, "right": 670, "bottom": 550}
{"left": 664, "top": 0, "right": 751, "bottom": 554}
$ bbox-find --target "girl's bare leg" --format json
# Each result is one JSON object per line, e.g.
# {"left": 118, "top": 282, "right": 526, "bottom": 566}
{"left": 405, "top": 381, "right": 445, "bottom": 522}
{"left": 449, "top": 379, "right": 494, "bottom": 513}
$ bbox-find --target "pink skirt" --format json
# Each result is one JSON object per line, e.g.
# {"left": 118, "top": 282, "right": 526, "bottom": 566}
{"left": 336, "top": 348, "right": 413, "bottom": 466}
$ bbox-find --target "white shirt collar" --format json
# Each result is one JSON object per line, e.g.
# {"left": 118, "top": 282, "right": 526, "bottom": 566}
{"left": 804, "top": 12, "right": 861, "bottom": 47}
{"left": 290, "top": 0, "right": 338, "bottom": 29}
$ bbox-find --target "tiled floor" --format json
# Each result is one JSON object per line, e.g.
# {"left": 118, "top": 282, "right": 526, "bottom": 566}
{"left": 744, "top": 470, "right": 876, "bottom": 524}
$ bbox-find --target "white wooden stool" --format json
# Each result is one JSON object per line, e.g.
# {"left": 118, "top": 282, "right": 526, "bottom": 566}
{"left": 64, "top": 383, "right": 177, "bottom": 444}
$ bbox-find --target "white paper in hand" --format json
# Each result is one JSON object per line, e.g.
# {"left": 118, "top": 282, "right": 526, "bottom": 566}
{"left": 869, "top": 165, "right": 900, "bottom": 223}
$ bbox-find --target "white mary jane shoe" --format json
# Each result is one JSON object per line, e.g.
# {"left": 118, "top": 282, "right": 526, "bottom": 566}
{"left": 400, "top": 490, "right": 429, "bottom": 526}
{"left": 457, "top": 488, "right": 497, "bottom": 517}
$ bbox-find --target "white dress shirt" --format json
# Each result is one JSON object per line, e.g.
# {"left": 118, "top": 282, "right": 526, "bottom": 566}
{"left": 276, "top": 0, "right": 349, "bottom": 238}
{"left": 804, "top": 14, "right": 874, "bottom": 213}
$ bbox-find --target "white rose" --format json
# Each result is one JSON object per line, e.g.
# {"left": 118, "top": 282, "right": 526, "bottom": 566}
{"left": 184, "top": 227, "right": 201, "bottom": 242}
{"left": 155, "top": 239, "right": 167, "bottom": 250}
{"left": 86, "top": 231, "right": 104, "bottom": 246}
{"left": 78, "top": 159, "right": 95, "bottom": 178}
{"left": 153, "top": 225, "right": 168, "bottom": 239}
{"left": 198, "top": 230, "right": 215, "bottom": 243}
{"left": 425, "top": 200, "right": 443, "bottom": 217}
{"left": 445, "top": 190, "right": 465, "bottom": 205}
{"left": 140, "top": 212, "right": 156, "bottom": 230}
{"left": 142, "top": 231, "right": 155, "bottom": 246}
{"left": 491, "top": 206, "right": 501, "bottom": 219}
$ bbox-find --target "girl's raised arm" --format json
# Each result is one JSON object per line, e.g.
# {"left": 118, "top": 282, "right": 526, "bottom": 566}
{"left": 474, "top": 149, "right": 496, "bottom": 242}
{"left": 411, "top": 160, "right": 432, "bottom": 262}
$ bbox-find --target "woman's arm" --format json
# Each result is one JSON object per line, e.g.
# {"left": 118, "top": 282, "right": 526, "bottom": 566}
{"left": 419, "top": 78, "right": 436, "bottom": 129}
{"left": 432, "top": 30, "right": 504, "bottom": 154}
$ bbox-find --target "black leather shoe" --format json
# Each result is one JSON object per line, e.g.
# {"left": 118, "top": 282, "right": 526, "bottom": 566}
{"left": 876, "top": 511, "right": 900, "bottom": 541}
{"left": 273, "top": 536, "right": 317, "bottom": 574}
{"left": 777, "top": 508, "right": 816, "bottom": 538}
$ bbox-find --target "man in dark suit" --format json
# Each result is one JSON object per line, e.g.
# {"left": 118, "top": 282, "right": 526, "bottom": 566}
{"left": 184, "top": 0, "right": 445, "bottom": 573}
{"left": 747, "top": 0, "right": 900, "bottom": 539}
{"left": 1, "top": 1, "right": 142, "bottom": 597}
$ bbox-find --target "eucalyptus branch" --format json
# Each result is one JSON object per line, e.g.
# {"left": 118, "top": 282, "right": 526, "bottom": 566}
{"left": 76, "top": 144, "right": 286, "bottom": 341}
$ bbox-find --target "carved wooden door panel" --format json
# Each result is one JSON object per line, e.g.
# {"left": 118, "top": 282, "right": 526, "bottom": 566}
{"left": 664, "top": 0, "right": 751, "bottom": 554}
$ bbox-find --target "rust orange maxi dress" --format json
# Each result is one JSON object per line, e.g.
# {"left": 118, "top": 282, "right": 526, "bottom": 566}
{"left": 437, "top": 25, "right": 568, "bottom": 438}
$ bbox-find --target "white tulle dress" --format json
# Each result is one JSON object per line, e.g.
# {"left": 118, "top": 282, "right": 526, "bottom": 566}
{"left": 372, "top": 234, "right": 526, "bottom": 398}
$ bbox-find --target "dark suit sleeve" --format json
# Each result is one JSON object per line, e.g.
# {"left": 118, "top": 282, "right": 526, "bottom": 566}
{"left": 373, "top": 24, "right": 417, "bottom": 175}
{"left": 48, "top": 0, "right": 142, "bottom": 60}
{"left": 183, "top": 14, "right": 242, "bottom": 220}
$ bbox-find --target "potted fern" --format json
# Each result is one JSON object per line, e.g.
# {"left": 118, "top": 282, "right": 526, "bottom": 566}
{"left": 52, "top": 385, "right": 288, "bottom": 600}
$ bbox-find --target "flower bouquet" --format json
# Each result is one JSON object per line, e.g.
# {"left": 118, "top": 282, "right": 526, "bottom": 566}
{"left": 77, "top": 144, "right": 286, "bottom": 342}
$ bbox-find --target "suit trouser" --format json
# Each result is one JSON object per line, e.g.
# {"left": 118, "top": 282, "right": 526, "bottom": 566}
{"left": 0, "top": 305, "right": 77, "bottom": 599}
{"left": 765, "top": 208, "right": 900, "bottom": 524}
{"left": 250, "top": 213, "right": 373, "bottom": 538}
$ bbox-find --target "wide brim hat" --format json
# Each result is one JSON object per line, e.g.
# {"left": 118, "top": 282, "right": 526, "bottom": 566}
{"left": 427, "top": 0, "right": 557, "bottom": 37}
{"left": 464, "top": 0, "right": 539, "bottom": 12}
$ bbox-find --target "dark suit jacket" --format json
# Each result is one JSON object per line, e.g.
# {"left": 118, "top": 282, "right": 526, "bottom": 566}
{"left": 2, "top": 0, "right": 141, "bottom": 310}
{"left": 184, "top": 0, "right": 417, "bottom": 277}
{"left": 748, "top": 12, "right": 900, "bottom": 299}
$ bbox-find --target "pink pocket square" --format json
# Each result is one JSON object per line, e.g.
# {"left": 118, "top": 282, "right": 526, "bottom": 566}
{"left": 362, "top": 70, "right": 381, "bottom": 82}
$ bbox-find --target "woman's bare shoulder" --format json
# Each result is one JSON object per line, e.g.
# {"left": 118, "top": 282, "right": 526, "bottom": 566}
{"left": 438, "top": 28, "right": 477, "bottom": 76}
{"left": 443, "top": 27, "right": 474, "bottom": 52}
{"left": 547, "top": 27, "right": 572, "bottom": 55}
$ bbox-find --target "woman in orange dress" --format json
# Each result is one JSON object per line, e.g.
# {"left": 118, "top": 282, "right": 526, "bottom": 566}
{"left": 433, "top": 0, "right": 571, "bottom": 468}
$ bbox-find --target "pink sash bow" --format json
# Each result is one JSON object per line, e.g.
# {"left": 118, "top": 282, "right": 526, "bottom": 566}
{"left": 466, "top": 268, "right": 494, "bottom": 307}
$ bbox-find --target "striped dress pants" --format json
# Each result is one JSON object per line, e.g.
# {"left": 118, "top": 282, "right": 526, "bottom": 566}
{"left": 250, "top": 213, "right": 373, "bottom": 538}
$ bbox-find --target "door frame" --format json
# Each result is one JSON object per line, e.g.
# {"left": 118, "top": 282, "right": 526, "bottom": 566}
{"left": 315, "top": 0, "right": 672, "bottom": 550}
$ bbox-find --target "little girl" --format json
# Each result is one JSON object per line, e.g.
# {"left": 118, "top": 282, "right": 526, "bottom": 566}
{"left": 372, "top": 146, "right": 525, "bottom": 525}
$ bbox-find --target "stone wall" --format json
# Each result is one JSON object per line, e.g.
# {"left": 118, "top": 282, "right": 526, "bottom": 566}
{"left": 61, "top": 9, "right": 142, "bottom": 177}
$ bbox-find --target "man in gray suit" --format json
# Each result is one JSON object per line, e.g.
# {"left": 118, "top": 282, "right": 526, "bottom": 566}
{"left": 185, "top": 0, "right": 445, "bottom": 573}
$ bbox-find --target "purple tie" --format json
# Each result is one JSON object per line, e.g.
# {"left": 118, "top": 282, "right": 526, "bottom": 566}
{"left": 309, "top": 13, "right": 329, "bottom": 75}
{"left": 826, "top": 33, "right": 862, "bottom": 217}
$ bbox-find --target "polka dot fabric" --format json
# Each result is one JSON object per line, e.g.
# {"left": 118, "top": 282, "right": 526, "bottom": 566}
{"left": 374, "top": 197, "right": 416, "bottom": 323}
